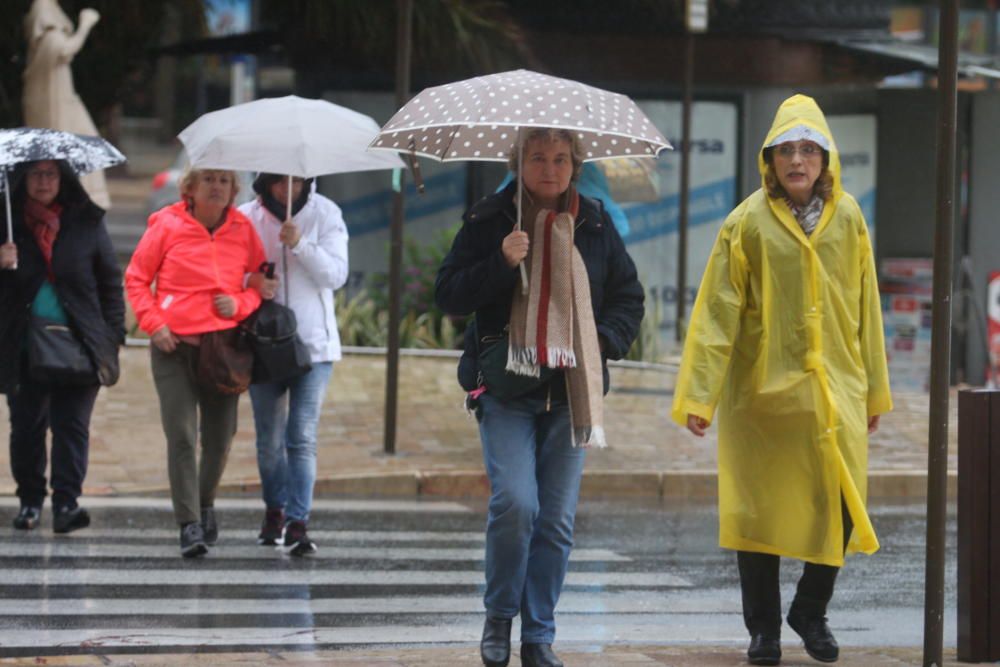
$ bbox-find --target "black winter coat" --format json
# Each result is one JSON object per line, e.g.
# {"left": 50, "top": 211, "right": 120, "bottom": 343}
{"left": 435, "top": 183, "right": 645, "bottom": 396}
{"left": 0, "top": 179, "right": 125, "bottom": 394}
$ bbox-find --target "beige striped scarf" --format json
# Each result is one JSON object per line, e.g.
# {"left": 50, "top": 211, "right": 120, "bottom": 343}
{"left": 507, "top": 186, "right": 606, "bottom": 448}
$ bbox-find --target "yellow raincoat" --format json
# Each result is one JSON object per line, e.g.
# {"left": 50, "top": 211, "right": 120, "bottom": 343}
{"left": 671, "top": 95, "right": 893, "bottom": 567}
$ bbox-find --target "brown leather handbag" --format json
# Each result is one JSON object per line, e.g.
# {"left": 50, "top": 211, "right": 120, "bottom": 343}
{"left": 197, "top": 327, "right": 253, "bottom": 395}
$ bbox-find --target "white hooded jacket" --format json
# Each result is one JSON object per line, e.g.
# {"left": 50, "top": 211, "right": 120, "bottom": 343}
{"left": 239, "top": 192, "right": 349, "bottom": 363}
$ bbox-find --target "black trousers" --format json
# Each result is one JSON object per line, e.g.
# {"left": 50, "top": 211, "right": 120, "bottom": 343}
{"left": 7, "top": 378, "right": 100, "bottom": 510}
{"left": 737, "top": 500, "right": 853, "bottom": 635}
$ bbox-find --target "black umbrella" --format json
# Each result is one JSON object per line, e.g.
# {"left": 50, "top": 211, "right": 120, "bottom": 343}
{"left": 0, "top": 127, "right": 126, "bottom": 247}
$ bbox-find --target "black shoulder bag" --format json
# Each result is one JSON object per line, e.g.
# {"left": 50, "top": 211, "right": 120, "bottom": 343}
{"left": 475, "top": 317, "right": 553, "bottom": 402}
{"left": 27, "top": 316, "right": 97, "bottom": 385}
{"left": 242, "top": 260, "right": 312, "bottom": 385}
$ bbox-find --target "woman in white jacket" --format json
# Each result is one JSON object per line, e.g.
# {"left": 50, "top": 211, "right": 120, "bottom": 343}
{"left": 239, "top": 174, "right": 348, "bottom": 555}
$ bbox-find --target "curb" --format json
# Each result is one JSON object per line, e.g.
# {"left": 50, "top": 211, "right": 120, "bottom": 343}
{"left": 21, "top": 469, "right": 954, "bottom": 502}
{"left": 115, "top": 469, "right": 957, "bottom": 501}
{"left": 218, "top": 469, "right": 957, "bottom": 500}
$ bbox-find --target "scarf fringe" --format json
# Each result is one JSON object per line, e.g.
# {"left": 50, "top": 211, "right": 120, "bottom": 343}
{"left": 507, "top": 345, "right": 577, "bottom": 377}
{"left": 545, "top": 346, "right": 577, "bottom": 368}
{"left": 506, "top": 345, "right": 541, "bottom": 376}
{"left": 573, "top": 425, "right": 607, "bottom": 449}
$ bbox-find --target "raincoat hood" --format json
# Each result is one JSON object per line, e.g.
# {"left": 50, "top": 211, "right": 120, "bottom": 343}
{"left": 759, "top": 94, "right": 842, "bottom": 203}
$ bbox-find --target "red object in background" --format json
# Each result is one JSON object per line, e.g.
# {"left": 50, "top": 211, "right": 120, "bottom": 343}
{"left": 151, "top": 171, "right": 170, "bottom": 191}
{"left": 988, "top": 271, "right": 1000, "bottom": 385}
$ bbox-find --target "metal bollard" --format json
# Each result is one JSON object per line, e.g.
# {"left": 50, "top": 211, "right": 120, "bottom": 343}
{"left": 957, "top": 389, "right": 1000, "bottom": 662}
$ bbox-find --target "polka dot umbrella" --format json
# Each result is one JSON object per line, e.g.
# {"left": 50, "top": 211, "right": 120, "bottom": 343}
{"left": 370, "top": 70, "right": 671, "bottom": 292}
{"left": 369, "top": 69, "right": 671, "bottom": 163}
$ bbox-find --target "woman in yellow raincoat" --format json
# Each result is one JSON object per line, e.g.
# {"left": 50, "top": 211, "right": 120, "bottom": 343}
{"left": 672, "top": 94, "right": 892, "bottom": 666}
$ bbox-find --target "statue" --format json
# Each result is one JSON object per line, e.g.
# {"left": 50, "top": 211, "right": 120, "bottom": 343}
{"left": 22, "top": 0, "right": 110, "bottom": 209}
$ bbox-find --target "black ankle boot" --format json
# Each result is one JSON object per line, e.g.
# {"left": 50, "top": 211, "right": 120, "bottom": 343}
{"left": 521, "top": 643, "right": 563, "bottom": 667}
{"left": 53, "top": 506, "right": 90, "bottom": 534}
{"left": 747, "top": 632, "right": 781, "bottom": 665}
{"left": 787, "top": 610, "right": 839, "bottom": 663}
{"left": 480, "top": 616, "right": 511, "bottom": 667}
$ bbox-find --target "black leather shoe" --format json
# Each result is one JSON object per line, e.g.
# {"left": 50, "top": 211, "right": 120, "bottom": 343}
{"left": 747, "top": 633, "right": 781, "bottom": 665}
{"left": 13, "top": 506, "right": 41, "bottom": 530}
{"left": 53, "top": 506, "right": 90, "bottom": 534}
{"left": 787, "top": 611, "right": 839, "bottom": 663}
{"left": 479, "top": 616, "right": 511, "bottom": 667}
{"left": 521, "top": 643, "right": 564, "bottom": 667}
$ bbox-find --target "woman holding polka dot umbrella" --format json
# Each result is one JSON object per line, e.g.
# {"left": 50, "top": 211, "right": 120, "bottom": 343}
{"left": 374, "top": 71, "right": 666, "bottom": 667}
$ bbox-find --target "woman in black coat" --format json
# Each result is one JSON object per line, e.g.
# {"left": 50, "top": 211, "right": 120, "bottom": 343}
{"left": 435, "top": 129, "right": 644, "bottom": 667}
{"left": 0, "top": 160, "right": 124, "bottom": 533}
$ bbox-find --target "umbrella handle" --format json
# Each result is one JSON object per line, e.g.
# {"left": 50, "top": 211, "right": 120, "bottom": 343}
{"left": 2, "top": 169, "right": 14, "bottom": 271}
{"left": 406, "top": 142, "right": 425, "bottom": 194}
{"left": 516, "top": 130, "right": 528, "bottom": 295}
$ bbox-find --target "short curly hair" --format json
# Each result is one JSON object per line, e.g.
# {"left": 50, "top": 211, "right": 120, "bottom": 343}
{"left": 507, "top": 128, "right": 584, "bottom": 181}
{"left": 178, "top": 168, "right": 241, "bottom": 207}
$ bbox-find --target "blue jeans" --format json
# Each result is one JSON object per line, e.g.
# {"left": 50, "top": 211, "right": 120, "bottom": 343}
{"left": 477, "top": 393, "right": 586, "bottom": 644}
{"left": 249, "top": 362, "right": 333, "bottom": 523}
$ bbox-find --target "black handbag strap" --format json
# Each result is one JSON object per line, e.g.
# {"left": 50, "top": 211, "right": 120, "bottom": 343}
{"left": 473, "top": 313, "right": 508, "bottom": 354}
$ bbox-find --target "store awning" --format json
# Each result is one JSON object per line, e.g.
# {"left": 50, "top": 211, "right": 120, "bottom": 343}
{"left": 836, "top": 39, "right": 1000, "bottom": 79}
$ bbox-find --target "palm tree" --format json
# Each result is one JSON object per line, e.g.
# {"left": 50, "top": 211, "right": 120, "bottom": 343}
{"left": 259, "top": 0, "right": 537, "bottom": 94}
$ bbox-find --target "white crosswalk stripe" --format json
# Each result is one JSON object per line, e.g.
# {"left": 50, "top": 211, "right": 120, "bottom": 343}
{"left": 0, "top": 500, "right": 700, "bottom": 655}
{"left": 0, "top": 543, "right": 630, "bottom": 562}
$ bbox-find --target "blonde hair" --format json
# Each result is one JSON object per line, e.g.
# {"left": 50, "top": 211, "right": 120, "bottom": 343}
{"left": 507, "top": 128, "right": 584, "bottom": 181}
{"left": 762, "top": 148, "right": 833, "bottom": 202}
{"left": 179, "top": 168, "right": 241, "bottom": 208}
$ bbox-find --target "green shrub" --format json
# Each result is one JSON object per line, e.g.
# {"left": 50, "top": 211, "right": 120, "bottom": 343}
{"left": 361, "top": 224, "right": 468, "bottom": 349}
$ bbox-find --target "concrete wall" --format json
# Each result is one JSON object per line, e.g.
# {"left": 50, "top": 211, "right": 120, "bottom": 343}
{"left": 965, "top": 91, "right": 1000, "bottom": 384}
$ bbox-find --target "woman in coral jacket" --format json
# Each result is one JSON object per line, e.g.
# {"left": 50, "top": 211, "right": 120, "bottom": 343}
{"left": 672, "top": 95, "right": 892, "bottom": 666}
{"left": 125, "top": 168, "right": 265, "bottom": 558}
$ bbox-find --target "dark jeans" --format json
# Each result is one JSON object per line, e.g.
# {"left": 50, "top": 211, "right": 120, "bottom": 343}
{"left": 737, "top": 500, "right": 854, "bottom": 636}
{"left": 7, "top": 378, "right": 100, "bottom": 510}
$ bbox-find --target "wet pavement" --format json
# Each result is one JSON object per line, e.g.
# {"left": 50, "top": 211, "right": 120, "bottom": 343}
{"left": 0, "top": 346, "right": 959, "bottom": 501}
{"left": 0, "top": 497, "right": 956, "bottom": 664}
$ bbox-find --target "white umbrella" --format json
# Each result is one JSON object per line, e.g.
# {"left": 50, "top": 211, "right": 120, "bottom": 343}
{"left": 178, "top": 95, "right": 404, "bottom": 179}
{"left": 179, "top": 95, "right": 404, "bottom": 229}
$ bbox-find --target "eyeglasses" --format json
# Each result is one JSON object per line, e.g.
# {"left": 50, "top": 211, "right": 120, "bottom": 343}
{"left": 26, "top": 169, "right": 60, "bottom": 181}
{"left": 775, "top": 143, "right": 822, "bottom": 159}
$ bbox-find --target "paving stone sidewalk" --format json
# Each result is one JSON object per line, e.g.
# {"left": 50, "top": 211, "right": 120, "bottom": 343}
{"left": 0, "top": 346, "right": 958, "bottom": 499}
